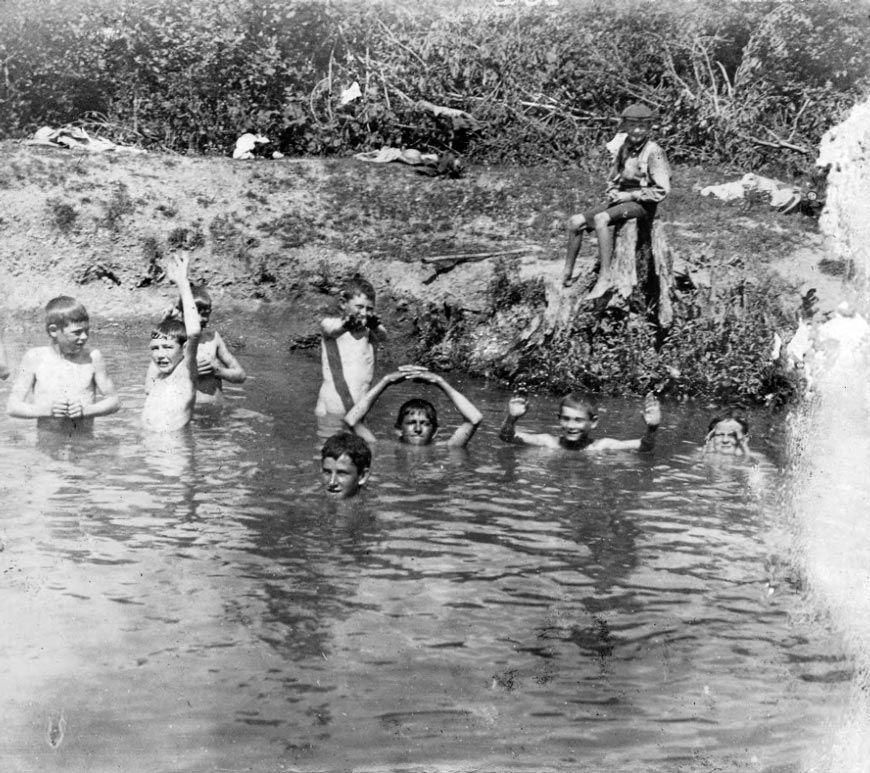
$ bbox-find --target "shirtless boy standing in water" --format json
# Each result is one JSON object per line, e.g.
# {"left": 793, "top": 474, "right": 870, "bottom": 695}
{"left": 500, "top": 392, "right": 660, "bottom": 452}
{"left": 154, "top": 284, "right": 246, "bottom": 404}
{"left": 7, "top": 296, "right": 120, "bottom": 432}
{"left": 315, "top": 276, "right": 387, "bottom": 433}
{"left": 142, "top": 253, "right": 201, "bottom": 433}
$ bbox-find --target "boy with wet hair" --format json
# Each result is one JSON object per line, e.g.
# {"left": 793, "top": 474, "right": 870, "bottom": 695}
{"left": 321, "top": 431, "right": 372, "bottom": 499}
{"left": 7, "top": 295, "right": 120, "bottom": 431}
{"left": 315, "top": 275, "right": 387, "bottom": 426}
{"left": 563, "top": 102, "right": 671, "bottom": 299}
{"left": 345, "top": 368, "right": 482, "bottom": 449}
{"left": 499, "top": 392, "right": 660, "bottom": 451}
{"left": 142, "top": 253, "right": 201, "bottom": 433}
{"left": 703, "top": 413, "right": 751, "bottom": 457}
{"left": 155, "top": 284, "right": 246, "bottom": 403}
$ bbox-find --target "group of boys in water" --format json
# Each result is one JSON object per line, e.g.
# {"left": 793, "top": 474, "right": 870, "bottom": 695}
{"left": 0, "top": 103, "right": 751, "bottom": 499}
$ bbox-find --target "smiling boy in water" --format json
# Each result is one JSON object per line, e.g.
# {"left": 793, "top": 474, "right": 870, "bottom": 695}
{"left": 703, "top": 413, "right": 751, "bottom": 457}
{"left": 142, "top": 253, "right": 201, "bottom": 433}
{"left": 321, "top": 432, "right": 372, "bottom": 499}
{"left": 7, "top": 295, "right": 120, "bottom": 432}
{"left": 344, "top": 368, "right": 482, "bottom": 449}
{"left": 315, "top": 276, "right": 387, "bottom": 429}
{"left": 499, "top": 392, "right": 660, "bottom": 451}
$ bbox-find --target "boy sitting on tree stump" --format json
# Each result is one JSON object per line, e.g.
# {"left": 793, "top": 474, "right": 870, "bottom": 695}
{"left": 562, "top": 103, "right": 671, "bottom": 300}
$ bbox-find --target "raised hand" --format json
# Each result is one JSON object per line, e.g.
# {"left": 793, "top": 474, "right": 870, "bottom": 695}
{"left": 507, "top": 395, "right": 528, "bottom": 418}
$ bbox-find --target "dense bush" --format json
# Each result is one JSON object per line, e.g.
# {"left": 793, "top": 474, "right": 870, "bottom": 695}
{"left": 1, "top": 0, "right": 868, "bottom": 171}
{"left": 457, "top": 263, "right": 800, "bottom": 406}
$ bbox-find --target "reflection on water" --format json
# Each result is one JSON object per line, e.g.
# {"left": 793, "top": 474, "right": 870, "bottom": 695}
{"left": 0, "top": 321, "right": 849, "bottom": 772}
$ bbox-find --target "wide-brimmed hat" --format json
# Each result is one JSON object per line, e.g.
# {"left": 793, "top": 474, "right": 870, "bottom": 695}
{"left": 619, "top": 103, "right": 657, "bottom": 124}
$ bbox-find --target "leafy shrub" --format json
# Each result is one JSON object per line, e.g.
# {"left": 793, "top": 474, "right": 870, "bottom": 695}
{"left": 1, "top": 0, "right": 865, "bottom": 172}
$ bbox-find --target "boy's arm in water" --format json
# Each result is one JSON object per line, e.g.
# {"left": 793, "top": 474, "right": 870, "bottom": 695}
{"left": 6, "top": 349, "right": 54, "bottom": 418}
{"left": 344, "top": 370, "right": 407, "bottom": 444}
{"left": 200, "top": 331, "right": 246, "bottom": 383}
{"left": 167, "top": 253, "right": 201, "bottom": 379}
{"left": 499, "top": 396, "right": 561, "bottom": 448}
{"left": 591, "top": 394, "right": 660, "bottom": 451}
{"left": 409, "top": 371, "right": 482, "bottom": 448}
{"left": 65, "top": 350, "right": 121, "bottom": 419}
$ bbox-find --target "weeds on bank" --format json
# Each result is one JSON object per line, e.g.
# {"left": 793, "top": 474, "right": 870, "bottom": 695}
{"left": 47, "top": 198, "right": 78, "bottom": 234}
{"left": 100, "top": 182, "right": 134, "bottom": 232}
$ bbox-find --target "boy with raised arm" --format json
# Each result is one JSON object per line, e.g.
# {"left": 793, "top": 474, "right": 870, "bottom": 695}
{"left": 7, "top": 296, "right": 120, "bottom": 432}
{"left": 153, "top": 284, "right": 246, "bottom": 404}
{"left": 499, "top": 392, "right": 660, "bottom": 452}
{"left": 142, "top": 253, "right": 201, "bottom": 433}
{"left": 344, "top": 368, "right": 482, "bottom": 449}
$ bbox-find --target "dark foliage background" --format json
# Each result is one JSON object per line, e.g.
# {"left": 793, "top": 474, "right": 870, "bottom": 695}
{"left": 2, "top": 0, "right": 868, "bottom": 173}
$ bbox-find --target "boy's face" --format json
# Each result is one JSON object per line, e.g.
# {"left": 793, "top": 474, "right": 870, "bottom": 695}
{"left": 342, "top": 293, "right": 375, "bottom": 326}
{"left": 398, "top": 409, "right": 436, "bottom": 445}
{"left": 50, "top": 320, "right": 89, "bottom": 356}
{"left": 196, "top": 303, "right": 211, "bottom": 329}
{"left": 322, "top": 453, "right": 369, "bottom": 499}
{"left": 150, "top": 334, "right": 184, "bottom": 374}
{"left": 706, "top": 419, "right": 747, "bottom": 455}
{"left": 623, "top": 119, "right": 651, "bottom": 149}
{"left": 558, "top": 405, "right": 596, "bottom": 445}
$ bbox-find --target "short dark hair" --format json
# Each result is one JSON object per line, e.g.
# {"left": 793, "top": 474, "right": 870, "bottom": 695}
{"left": 341, "top": 275, "right": 375, "bottom": 304}
{"left": 321, "top": 432, "right": 372, "bottom": 473}
{"left": 560, "top": 393, "right": 597, "bottom": 420}
{"left": 151, "top": 318, "right": 187, "bottom": 344}
{"left": 707, "top": 413, "right": 749, "bottom": 435}
{"left": 45, "top": 296, "right": 89, "bottom": 331}
{"left": 395, "top": 398, "right": 438, "bottom": 433}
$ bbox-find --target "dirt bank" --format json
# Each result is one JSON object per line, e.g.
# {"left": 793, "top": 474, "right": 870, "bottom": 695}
{"left": 0, "top": 140, "right": 844, "bottom": 394}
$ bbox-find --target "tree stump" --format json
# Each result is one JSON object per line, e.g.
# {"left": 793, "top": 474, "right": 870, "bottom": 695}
{"left": 609, "top": 218, "right": 674, "bottom": 328}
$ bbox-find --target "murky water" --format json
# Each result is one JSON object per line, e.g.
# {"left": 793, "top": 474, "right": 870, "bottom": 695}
{"left": 0, "top": 315, "right": 850, "bottom": 772}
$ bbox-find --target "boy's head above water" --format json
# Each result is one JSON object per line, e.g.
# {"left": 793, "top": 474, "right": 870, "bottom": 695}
{"left": 394, "top": 398, "right": 438, "bottom": 445}
{"left": 321, "top": 432, "right": 372, "bottom": 499}
{"left": 45, "top": 296, "right": 90, "bottom": 355}
{"left": 341, "top": 276, "right": 376, "bottom": 305}
{"left": 704, "top": 413, "right": 749, "bottom": 456}
{"left": 558, "top": 394, "right": 599, "bottom": 445}
{"left": 149, "top": 319, "right": 188, "bottom": 375}
{"left": 174, "top": 285, "right": 213, "bottom": 328}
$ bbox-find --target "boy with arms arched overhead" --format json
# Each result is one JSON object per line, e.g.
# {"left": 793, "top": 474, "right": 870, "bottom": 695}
{"left": 345, "top": 368, "right": 482, "bottom": 449}
{"left": 7, "top": 296, "right": 120, "bottom": 432}
{"left": 499, "top": 392, "right": 660, "bottom": 452}
{"left": 142, "top": 253, "right": 201, "bottom": 433}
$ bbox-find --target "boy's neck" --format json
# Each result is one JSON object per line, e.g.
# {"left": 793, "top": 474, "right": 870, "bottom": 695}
{"left": 51, "top": 342, "right": 88, "bottom": 362}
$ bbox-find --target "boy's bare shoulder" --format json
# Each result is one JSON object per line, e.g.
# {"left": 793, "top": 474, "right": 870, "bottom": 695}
{"left": 21, "top": 346, "right": 53, "bottom": 365}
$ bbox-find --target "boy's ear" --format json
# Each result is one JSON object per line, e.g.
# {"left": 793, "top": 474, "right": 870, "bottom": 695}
{"left": 47, "top": 324, "right": 59, "bottom": 339}
{"left": 358, "top": 468, "right": 370, "bottom": 487}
